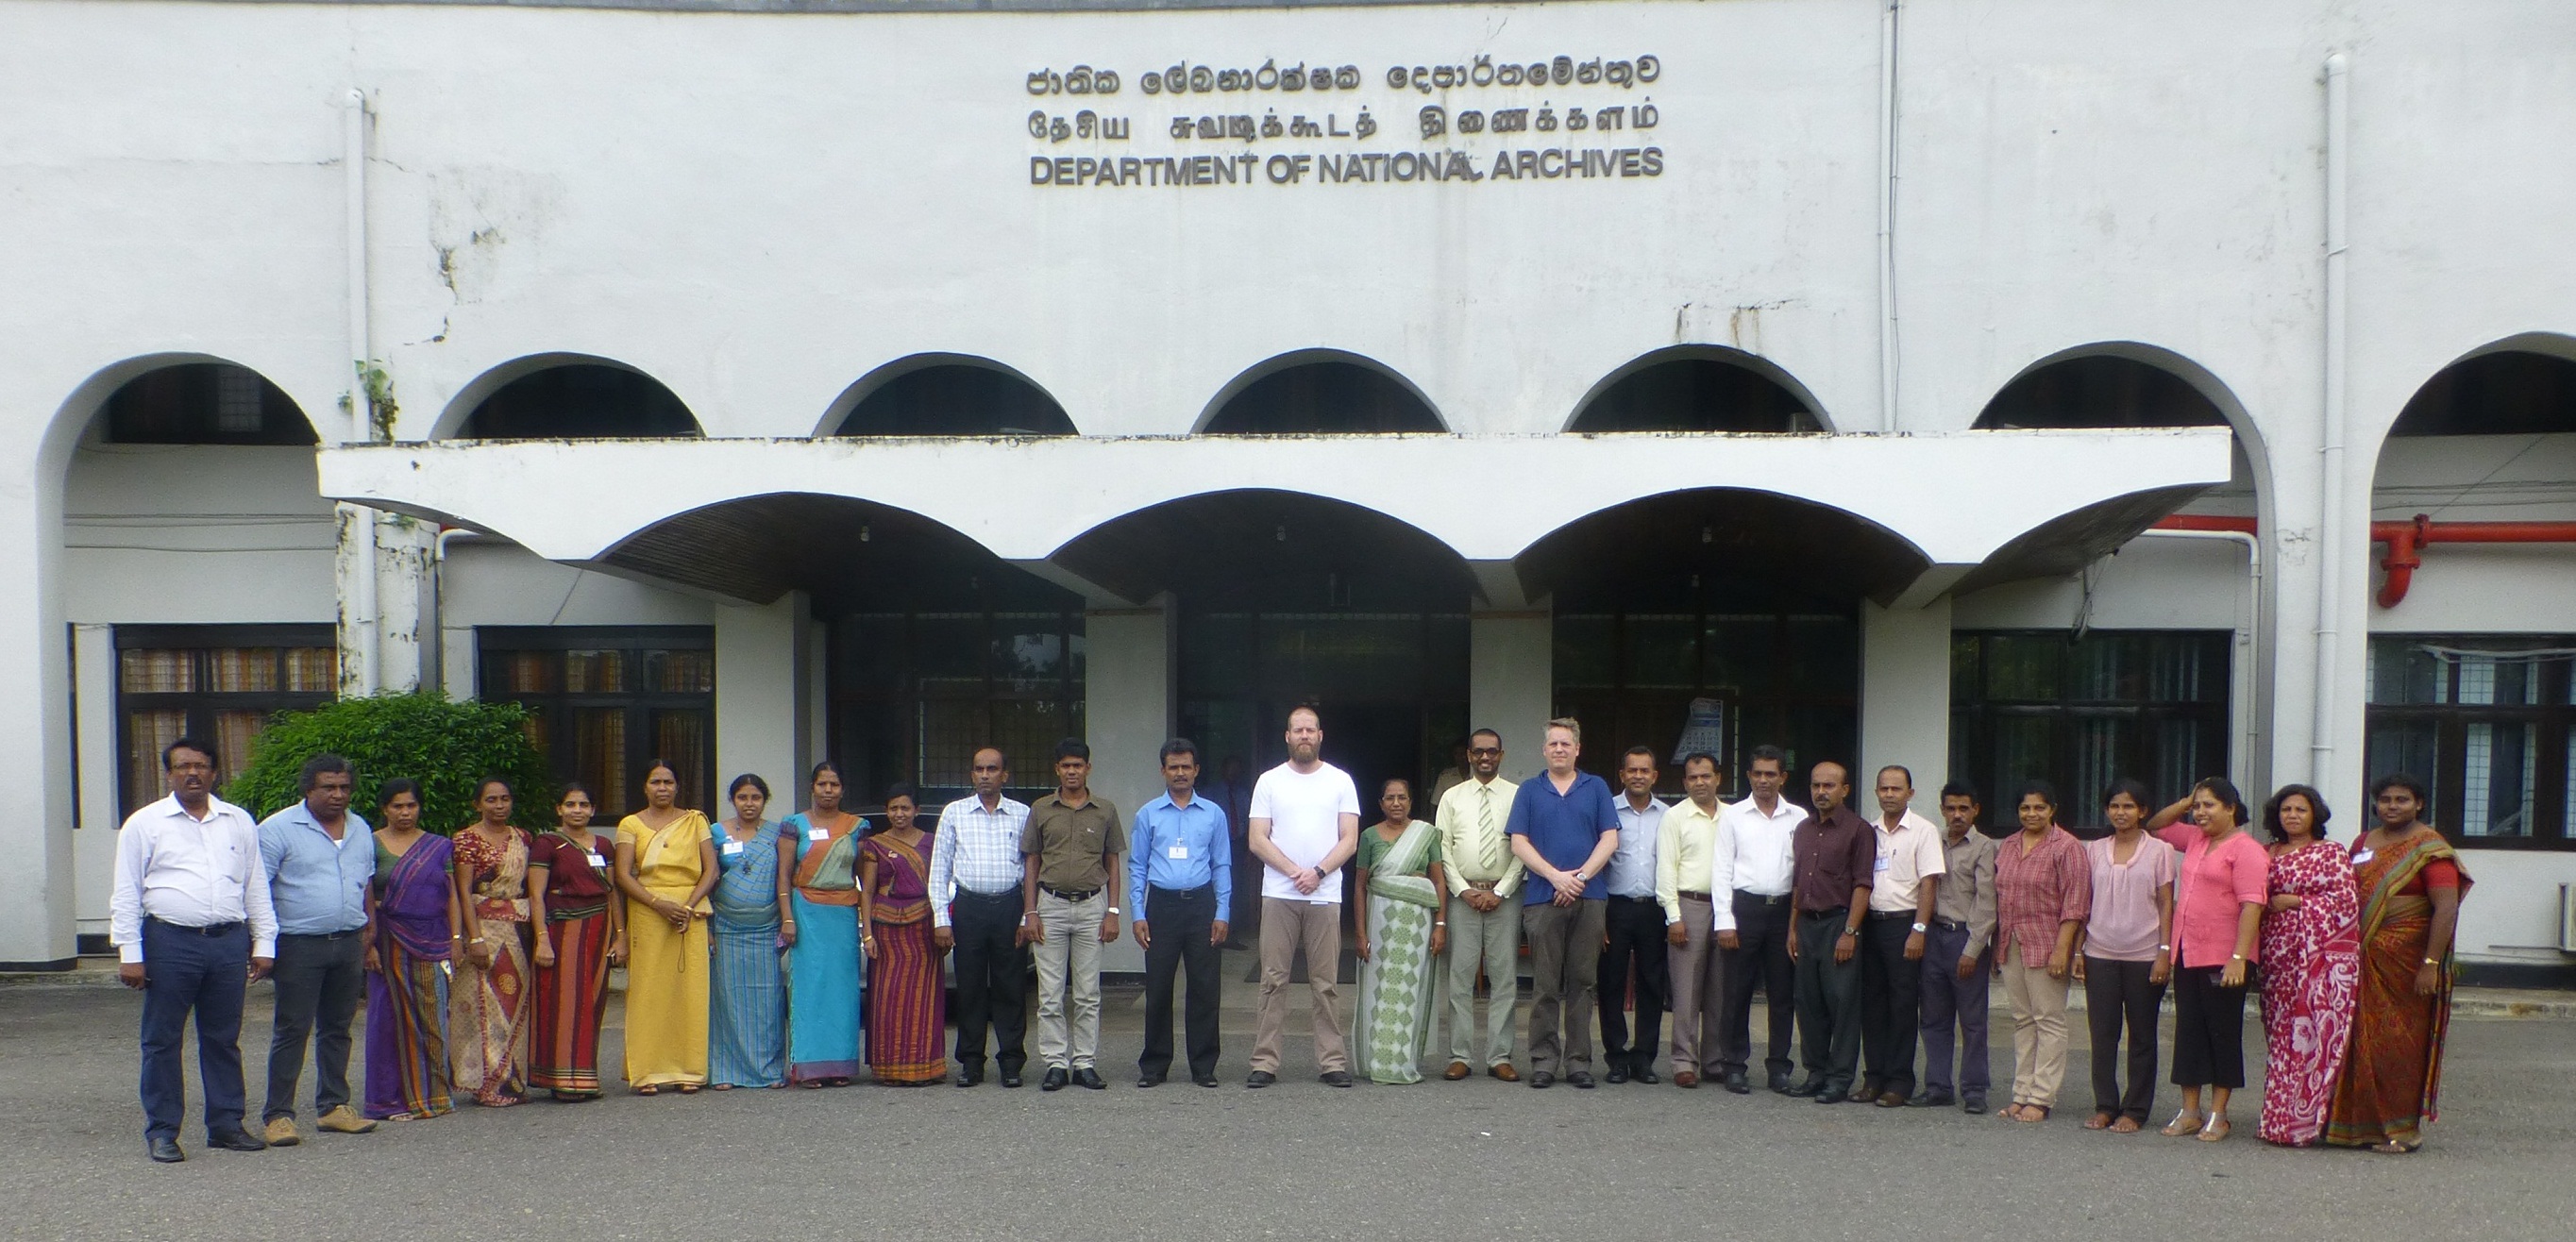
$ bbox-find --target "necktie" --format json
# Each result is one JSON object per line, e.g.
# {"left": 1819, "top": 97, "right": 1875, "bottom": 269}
{"left": 1479, "top": 785, "right": 1502, "bottom": 874}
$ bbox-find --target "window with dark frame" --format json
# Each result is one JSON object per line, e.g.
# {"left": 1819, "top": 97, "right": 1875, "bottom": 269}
{"left": 828, "top": 610, "right": 1086, "bottom": 808}
{"left": 114, "top": 625, "right": 336, "bottom": 819}
{"left": 1553, "top": 607, "right": 1860, "bottom": 797}
{"left": 478, "top": 627, "right": 716, "bottom": 822}
{"left": 1948, "top": 630, "right": 2231, "bottom": 834}
{"left": 2366, "top": 634, "right": 2576, "bottom": 848}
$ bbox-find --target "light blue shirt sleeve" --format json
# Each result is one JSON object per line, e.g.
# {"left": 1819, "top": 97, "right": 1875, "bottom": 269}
{"left": 1209, "top": 804, "right": 1233, "bottom": 920}
{"left": 1129, "top": 804, "right": 1155, "bottom": 921}
{"left": 257, "top": 815, "right": 290, "bottom": 883}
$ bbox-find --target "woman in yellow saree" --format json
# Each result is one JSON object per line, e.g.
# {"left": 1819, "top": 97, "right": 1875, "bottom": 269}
{"left": 613, "top": 761, "right": 716, "bottom": 1095}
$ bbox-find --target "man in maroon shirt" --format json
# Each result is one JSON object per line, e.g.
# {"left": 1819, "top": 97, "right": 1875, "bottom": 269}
{"left": 1783, "top": 761, "right": 1874, "bottom": 1103}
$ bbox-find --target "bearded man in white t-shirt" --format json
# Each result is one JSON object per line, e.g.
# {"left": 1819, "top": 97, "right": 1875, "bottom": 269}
{"left": 1243, "top": 704, "right": 1362, "bottom": 1088}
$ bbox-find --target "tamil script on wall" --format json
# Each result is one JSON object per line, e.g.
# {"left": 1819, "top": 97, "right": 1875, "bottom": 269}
{"left": 1024, "top": 55, "right": 1665, "bottom": 190}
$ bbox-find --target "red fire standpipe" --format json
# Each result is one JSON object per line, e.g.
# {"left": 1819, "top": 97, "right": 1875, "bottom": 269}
{"left": 2148, "top": 514, "right": 2576, "bottom": 607}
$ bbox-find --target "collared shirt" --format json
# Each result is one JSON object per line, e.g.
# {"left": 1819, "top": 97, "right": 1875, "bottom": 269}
{"left": 1022, "top": 793, "right": 1125, "bottom": 893}
{"left": 1933, "top": 829, "right": 2000, "bottom": 958}
{"left": 1792, "top": 803, "right": 1876, "bottom": 915}
{"left": 2154, "top": 823, "right": 2270, "bottom": 968}
{"left": 1127, "top": 791, "right": 1232, "bottom": 921}
{"left": 1866, "top": 809, "right": 1947, "bottom": 914}
{"left": 1994, "top": 825, "right": 2092, "bottom": 967}
{"left": 258, "top": 800, "right": 376, "bottom": 935}
{"left": 1504, "top": 770, "right": 1619, "bottom": 906}
{"left": 928, "top": 794, "right": 1031, "bottom": 928}
{"left": 1654, "top": 797, "right": 1724, "bottom": 924}
{"left": 110, "top": 794, "right": 278, "bottom": 964}
{"left": 1604, "top": 795, "right": 1664, "bottom": 898}
{"left": 1709, "top": 794, "right": 1807, "bottom": 932}
{"left": 1250, "top": 762, "right": 1361, "bottom": 904}
{"left": 1436, "top": 775, "right": 1524, "bottom": 900}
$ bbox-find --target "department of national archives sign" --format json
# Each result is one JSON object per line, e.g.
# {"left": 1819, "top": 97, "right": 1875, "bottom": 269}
{"left": 1025, "top": 54, "right": 1665, "bottom": 189}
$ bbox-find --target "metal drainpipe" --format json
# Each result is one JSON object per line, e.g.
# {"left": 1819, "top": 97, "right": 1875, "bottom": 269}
{"left": 344, "top": 88, "right": 379, "bottom": 696}
{"left": 1877, "top": 0, "right": 1902, "bottom": 433}
{"left": 2312, "top": 53, "right": 2349, "bottom": 789}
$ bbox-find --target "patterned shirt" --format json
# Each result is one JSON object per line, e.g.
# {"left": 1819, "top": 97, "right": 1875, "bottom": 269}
{"left": 1993, "top": 825, "right": 2092, "bottom": 967}
{"left": 928, "top": 794, "right": 1031, "bottom": 928}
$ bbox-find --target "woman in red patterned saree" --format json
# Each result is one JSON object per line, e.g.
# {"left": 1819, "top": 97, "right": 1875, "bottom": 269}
{"left": 2323, "top": 774, "right": 2469, "bottom": 1154}
{"left": 2253, "top": 784, "right": 2358, "bottom": 1146}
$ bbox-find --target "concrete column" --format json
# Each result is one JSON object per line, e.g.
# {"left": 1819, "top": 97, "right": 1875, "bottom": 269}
{"left": 71, "top": 624, "right": 118, "bottom": 940}
{"left": 715, "top": 592, "right": 813, "bottom": 795}
{"left": 1084, "top": 599, "right": 1171, "bottom": 976}
{"left": 377, "top": 513, "right": 433, "bottom": 694}
{"left": 1470, "top": 609, "right": 1553, "bottom": 768}
{"left": 1859, "top": 597, "right": 1951, "bottom": 814}
{"left": 0, "top": 477, "right": 76, "bottom": 967}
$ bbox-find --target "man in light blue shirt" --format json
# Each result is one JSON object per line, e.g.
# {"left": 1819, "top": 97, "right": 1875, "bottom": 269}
{"left": 254, "top": 754, "right": 377, "bottom": 1144}
{"left": 1127, "top": 738, "right": 1233, "bottom": 1088}
{"left": 1598, "top": 746, "right": 1668, "bottom": 1084}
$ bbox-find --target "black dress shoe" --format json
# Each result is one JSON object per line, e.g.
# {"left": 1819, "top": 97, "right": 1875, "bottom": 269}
{"left": 1962, "top": 1095, "right": 1988, "bottom": 1115}
{"left": 1767, "top": 1069, "right": 1794, "bottom": 1095}
{"left": 1812, "top": 1089, "right": 1844, "bottom": 1105}
{"left": 208, "top": 1129, "right": 266, "bottom": 1152}
{"left": 1605, "top": 1067, "right": 1629, "bottom": 1084}
{"left": 1246, "top": 1070, "right": 1276, "bottom": 1088}
{"left": 1529, "top": 1071, "right": 1556, "bottom": 1088}
{"left": 1567, "top": 1071, "right": 1597, "bottom": 1089}
{"left": 1072, "top": 1068, "right": 1106, "bottom": 1091}
{"left": 1039, "top": 1067, "right": 1069, "bottom": 1092}
{"left": 1001, "top": 1071, "right": 1023, "bottom": 1089}
{"left": 1785, "top": 1076, "right": 1824, "bottom": 1098}
{"left": 1910, "top": 1088, "right": 1954, "bottom": 1108}
{"left": 1634, "top": 1066, "right": 1660, "bottom": 1085}
{"left": 1193, "top": 1073, "right": 1221, "bottom": 1087}
{"left": 954, "top": 1069, "right": 984, "bottom": 1088}
{"left": 1137, "top": 1072, "right": 1165, "bottom": 1088}
{"left": 147, "top": 1137, "right": 184, "bottom": 1164}
{"left": 1724, "top": 1071, "right": 1752, "bottom": 1095}
{"left": 1320, "top": 1071, "right": 1353, "bottom": 1087}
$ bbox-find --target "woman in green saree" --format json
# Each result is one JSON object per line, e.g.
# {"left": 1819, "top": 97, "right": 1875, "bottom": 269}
{"left": 1353, "top": 778, "right": 1448, "bottom": 1085}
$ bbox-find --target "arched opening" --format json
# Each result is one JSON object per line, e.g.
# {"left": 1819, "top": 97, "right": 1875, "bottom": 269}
{"left": 598, "top": 494, "right": 1084, "bottom": 808}
{"left": 1568, "top": 350, "right": 1823, "bottom": 433}
{"left": 455, "top": 359, "right": 700, "bottom": 440}
{"left": 1517, "top": 489, "right": 1928, "bottom": 792}
{"left": 829, "top": 357, "right": 1075, "bottom": 437}
{"left": 1975, "top": 355, "right": 2227, "bottom": 430}
{"left": 1201, "top": 355, "right": 1443, "bottom": 434}
{"left": 96, "top": 361, "right": 317, "bottom": 445}
{"left": 2366, "top": 341, "right": 2576, "bottom": 845}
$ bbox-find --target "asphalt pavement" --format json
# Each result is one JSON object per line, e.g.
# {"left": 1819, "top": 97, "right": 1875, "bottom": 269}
{"left": 3, "top": 977, "right": 2570, "bottom": 1241}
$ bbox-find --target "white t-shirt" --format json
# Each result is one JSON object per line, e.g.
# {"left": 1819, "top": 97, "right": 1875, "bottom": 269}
{"left": 1249, "top": 761, "right": 1361, "bottom": 904}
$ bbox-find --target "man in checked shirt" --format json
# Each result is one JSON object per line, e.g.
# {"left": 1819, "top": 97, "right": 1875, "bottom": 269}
{"left": 930, "top": 747, "right": 1034, "bottom": 1089}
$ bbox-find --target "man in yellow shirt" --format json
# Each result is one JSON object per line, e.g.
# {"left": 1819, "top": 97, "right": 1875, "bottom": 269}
{"left": 1655, "top": 751, "right": 1726, "bottom": 1088}
{"left": 1435, "top": 728, "right": 1524, "bottom": 1081}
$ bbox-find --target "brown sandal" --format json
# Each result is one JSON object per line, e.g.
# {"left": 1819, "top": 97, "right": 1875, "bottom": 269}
{"left": 634, "top": 1085, "right": 659, "bottom": 1097}
{"left": 2013, "top": 1104, "right": 2050, "bottom": 1123}
{"left": 676, "top": 1083, "right": 699, "bottom": 1095}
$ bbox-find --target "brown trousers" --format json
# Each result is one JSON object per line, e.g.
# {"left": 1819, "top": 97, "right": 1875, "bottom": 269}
{"left": 1253, "top": 898, "right": 1348, "bottom": 1074}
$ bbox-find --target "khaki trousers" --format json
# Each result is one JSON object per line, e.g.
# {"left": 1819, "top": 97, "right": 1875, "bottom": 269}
{"left": 1664, "top": 897, "right": 1726, "bottom": 1076}
{"left": 1253, "top": 898, "right": 1348, "bottom": 1074}
{"left": 2000, "top": 956, "right": 2073, "bottom": 1108}
{"left": 1443, "top": 892, "right": 1520, "bottom": 1066}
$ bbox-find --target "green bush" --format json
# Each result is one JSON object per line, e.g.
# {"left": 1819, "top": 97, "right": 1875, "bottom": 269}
{"left": 225, "top": 691, "right": 558, "bottom": 834}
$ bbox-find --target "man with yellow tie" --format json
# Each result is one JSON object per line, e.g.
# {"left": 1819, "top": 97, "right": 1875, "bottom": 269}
{"left": 1435, "top": 729, "right": 1524, "bottom": 1082}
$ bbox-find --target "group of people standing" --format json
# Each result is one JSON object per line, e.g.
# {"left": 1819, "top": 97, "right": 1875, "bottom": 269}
{"left": 108, "top": 710, "right": 2469, "bottom": 1162}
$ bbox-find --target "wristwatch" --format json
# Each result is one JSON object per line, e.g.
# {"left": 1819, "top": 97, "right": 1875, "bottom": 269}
{"left": 1910, "top": 921, "right": 1928, "bottom": 933}
{"left": 1106, "top": 906, "right": 1120, "bottom": 915}
{"left": 1840, "top": 927, "right": 1859, "bottom": 939}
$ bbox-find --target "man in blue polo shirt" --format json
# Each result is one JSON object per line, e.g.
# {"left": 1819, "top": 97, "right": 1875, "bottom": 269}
{"left": 256, "top": 753, "right": 379, "bottom": 1145}
{"left": 1128, "top": 737, "right": 1233, "bottom": 1088}
{"left": 1506, "top": 717, "right": 1622, "bottom": 1089}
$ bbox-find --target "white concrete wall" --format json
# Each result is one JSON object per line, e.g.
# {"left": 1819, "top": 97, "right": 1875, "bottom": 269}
{"left": 1859, "top": 599, "right": 1950, "bottom": 815}
{"left": 1083, "top": 603, "right": 1174, "bottom": 974}
{"left": 715, "top": 592, "right": 814, "bottom": 798}
{"left": 62, "top": 443, "right": 337, "bottom": 624}
{"left": 1469, "top": 612, "right": 1551, "bottom": 777}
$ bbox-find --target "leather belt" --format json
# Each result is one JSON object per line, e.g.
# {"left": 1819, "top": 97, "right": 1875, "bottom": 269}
{"left": 1465, "top": 879, "right": 1499, "bottom": 892}
{"left": 1040, "top": 884, "right": 1102, "bottom": 902}
{"left": 146, "top": 918, "right": 244, "bottom": 937}
{"left": 1678, "top": 889, "right": 1714, "bottom": 902}
{"left": 1731, "top": 890, "right": 1790, "bottom": 906}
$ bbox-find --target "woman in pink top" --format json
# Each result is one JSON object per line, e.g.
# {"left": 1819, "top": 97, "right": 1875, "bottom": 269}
{"left": 2072, "top": 779, "right": 2174, "bottom": 1133}
{"left": 2147, "top": 778, "right": 2269, "bottom": 1142}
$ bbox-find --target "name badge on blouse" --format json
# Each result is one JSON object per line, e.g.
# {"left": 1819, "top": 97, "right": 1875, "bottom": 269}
{"left": 807, "top": 828, "right": 830, "bottom": 842}
{"left": 1874, "top": 853, "right": 1892, "bottom": 872}
{"left": 721, "top": 841, "right": 745, "bottom": 857}
{"left": 2351, "top": 848, "right": 2374, "bottom": 864}
{"left": 1168, "top": 845, "right": 1188, "bottom": 860}
{"left": 585, "top": 852, "right": 607, "bottom": 868}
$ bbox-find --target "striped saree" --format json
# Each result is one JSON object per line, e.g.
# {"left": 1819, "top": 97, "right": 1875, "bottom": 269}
{"left": 862, "top": 831, "right": 947, "bottom": 1084}
{"left": 709, "top": 822, "right": 788, "bottom": 1087}
{"left": 364, "top": 832, "right": 454, "bottom": 1119}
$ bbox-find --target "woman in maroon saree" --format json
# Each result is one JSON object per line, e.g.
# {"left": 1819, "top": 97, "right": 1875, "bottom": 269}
{"left": 2253, "top": 784, "right": 2359, "bottom": 1147}
{"left": 363, "top": 780, "right": 459, "bottom": 1120}
{"left": 858, "top": 784, "right": 948, "bottom": 1085}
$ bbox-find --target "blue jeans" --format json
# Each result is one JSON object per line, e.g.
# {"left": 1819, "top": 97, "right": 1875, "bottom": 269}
{"left": 139, "top": 918, "right": 250, "bottom": 1141}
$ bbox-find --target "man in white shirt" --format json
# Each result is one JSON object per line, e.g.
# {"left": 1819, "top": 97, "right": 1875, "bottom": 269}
{"left": 1244, "top": 705, "right": 1361, "bottom": 1088}
{"left": 1710, "top": 744, "right": 1806, "bottom": 1096}
{"left": 1856, "top": 764, "right": 1945, "bottom": 1107}
{"left": 109, "top": 737, "right": 278, "bottom": 1163}
{"left": 929, "top": 747, "right": 1035, "bottom": 1088}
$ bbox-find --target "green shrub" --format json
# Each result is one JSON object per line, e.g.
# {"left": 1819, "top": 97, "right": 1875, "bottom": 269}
{"left": 225, "top": 691, "right": 558, "bottom": 834}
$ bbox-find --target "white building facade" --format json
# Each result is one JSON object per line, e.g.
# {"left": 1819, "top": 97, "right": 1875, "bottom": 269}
{"left": 6, "top": 0, "right": 2573, "bottom": 980}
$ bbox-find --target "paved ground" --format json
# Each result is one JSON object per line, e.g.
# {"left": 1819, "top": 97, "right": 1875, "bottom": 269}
{"left": 4, "top": 975, "right": 2571, "bottom": 1241}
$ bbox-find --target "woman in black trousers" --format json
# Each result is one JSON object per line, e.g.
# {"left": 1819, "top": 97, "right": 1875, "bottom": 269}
{"left": 2072, "top": 780, "right": 2175, "bottom": 1133}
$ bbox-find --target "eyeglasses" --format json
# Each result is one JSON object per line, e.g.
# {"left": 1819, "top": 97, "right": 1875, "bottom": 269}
{"left": 1467, "top": 747, "right": 1502, "bottom": 757}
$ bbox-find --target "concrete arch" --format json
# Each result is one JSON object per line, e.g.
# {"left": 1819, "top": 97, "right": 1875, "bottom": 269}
{"left": 1979, "top": 340, "right": 2273, "bottom": 527}
{"left": 1514, "top": 485, "right": 1933, "bottom": 606}
{"left": 2372, "top": 330, "right": 2576, "bottom": 445}
{"left": 1564, "top": 344, "right": 1833, "bottom": 434}
{"left": 1046, "top": 486, "right": 1476, "bottom": 605}
{"left": 817, "top": 353, "right": 1078, "bottom": 438}
{"left": 47, "top": 352, "right": 328, "bottom": 461}
{"left": 593, "top": 491, "right": 1016, "bottom": 607}
{"left": 432, "top": 352, "right": 703, "bottom": 441}
{"left": 1194, "top": 348, "right": 1447, "bottom": 435}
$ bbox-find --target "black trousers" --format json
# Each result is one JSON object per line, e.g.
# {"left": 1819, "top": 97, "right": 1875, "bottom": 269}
{"left": 1793, "top": 911, "right": 1863, "bottom": 1091}
{"left": 264, "top": 931, "right": 366, "bottom": 1121}
{"left": 1715, "top": 893, "right": 1795, "bottom": 1078}
{"left": 1139, "top": 883, "right": 1221, "bottom": 1079}
{"left": 950, "top": 888, "right": 1030, "bottom": 1075}
{"left": 138, "top": 918, "right": 248, "bottom": 1142}
{"left": 2084, "top": 955, "right": 2167, "bottom": 1120}
{"left": 1858, "top": 915, "right": 1922, "bottom": 1096}
{"left": 1596, "top": 895, "right": 1668, "bottom": 1072}
{"left": 2169, "top": 964, "right": 2250, "bottom": 1090}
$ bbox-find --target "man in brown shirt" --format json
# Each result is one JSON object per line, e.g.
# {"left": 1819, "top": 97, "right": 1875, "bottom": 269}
{"left": 1020, "top": 738, "right": 1125, "bottom": 1091}
{"left": 1783, "top": 761, "right": 1872, "bottom": 1103}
